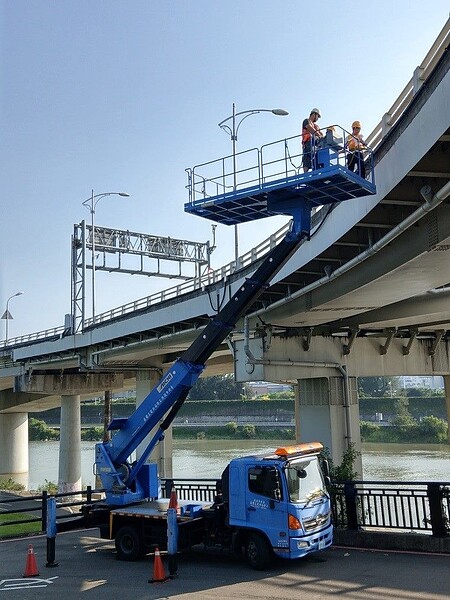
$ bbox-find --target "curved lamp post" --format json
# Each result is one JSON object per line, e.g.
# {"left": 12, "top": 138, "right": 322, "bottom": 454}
{"left": 82, "top": 190, "right": 130, "bottom": 322}
{"left": 218, "top": 104, "right": 289, "bottom": 265}
{"left": 3, "top": 291, "right": 24, "bottom": 342}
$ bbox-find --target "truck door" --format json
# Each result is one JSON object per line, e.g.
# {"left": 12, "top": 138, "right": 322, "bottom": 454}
{"left": 245, "top": 465, "right": 289, "bottom": 551}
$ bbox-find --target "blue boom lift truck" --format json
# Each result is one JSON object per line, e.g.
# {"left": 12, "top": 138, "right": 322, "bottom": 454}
{"left": 82, "top": 126, "right": 375, "bottom": 569}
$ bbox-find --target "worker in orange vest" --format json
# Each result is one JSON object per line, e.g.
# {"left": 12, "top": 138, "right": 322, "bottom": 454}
{"left": 346, "top": 120, "right": 367, "bottom": 178}
{"left": 302, "top": 108, "right": 324, "bottom": 172}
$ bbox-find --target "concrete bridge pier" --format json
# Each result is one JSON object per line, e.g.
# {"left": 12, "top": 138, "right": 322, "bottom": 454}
{"left": 0, "top": 413, "right": 29, "bottom": 487}
{"left": 295, "top": 376, "right": 363, "bottom": 477}
{"left": 136, "top": 370, "right": 173, "bottom": 478}
{"left": 58, "top": 395, "right": 82, "bottom": 495}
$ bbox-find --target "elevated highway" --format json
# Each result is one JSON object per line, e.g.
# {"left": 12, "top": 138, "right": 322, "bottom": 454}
{"left": 0, "top": 20, "right": 449, "bottom": 485}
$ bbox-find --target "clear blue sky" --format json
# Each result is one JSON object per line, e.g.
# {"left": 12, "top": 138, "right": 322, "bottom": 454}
{"left": 1, "top": 1, "right": 449, "bottom": 339}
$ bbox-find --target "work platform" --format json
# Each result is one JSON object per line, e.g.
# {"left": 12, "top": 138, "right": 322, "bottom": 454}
{"left": 185, "top": 126, "right": 376, "bottom": 233}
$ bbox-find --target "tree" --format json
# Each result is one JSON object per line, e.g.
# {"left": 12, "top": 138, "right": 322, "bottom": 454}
{"left": 358, "top": 376, "right": 406, "bottom": 398}
{"left": 418, "top": 416, "right": 448, "bottom": 443}
{"left": 188, "top": 375, "right": 249, "bottom": 401}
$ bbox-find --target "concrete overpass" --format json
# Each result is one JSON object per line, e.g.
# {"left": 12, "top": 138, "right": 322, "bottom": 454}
{"left": 1, "top": 20, "right": 449, "bottom": 489}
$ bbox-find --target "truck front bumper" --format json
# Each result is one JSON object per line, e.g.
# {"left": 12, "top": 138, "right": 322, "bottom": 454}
{"left": 273, "top": 524, "right": 333, "bottom": 559}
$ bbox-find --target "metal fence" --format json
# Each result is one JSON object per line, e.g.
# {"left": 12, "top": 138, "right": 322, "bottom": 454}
{"left": 161, "top": 479, "right": 450, "bottom": 537}
{"left": 0, "top": 487, "right": 98, "bottom": 533}
{"left": 1, "top": 480, "right": 449, "bottom": 538}
{"left": 330, "top": 481, "right": 450, "bottom": 536}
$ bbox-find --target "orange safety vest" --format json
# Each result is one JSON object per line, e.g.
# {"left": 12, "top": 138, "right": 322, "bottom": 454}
{"left": 302, "top": 121, "right": 321, "bottom": 144}
{"left": 346, "top": 133, "right": 365, "bottom": 151}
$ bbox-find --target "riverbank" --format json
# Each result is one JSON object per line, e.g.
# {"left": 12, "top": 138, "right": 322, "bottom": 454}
{"left": 29, "top": 416, "right": 449, "bottom": 445}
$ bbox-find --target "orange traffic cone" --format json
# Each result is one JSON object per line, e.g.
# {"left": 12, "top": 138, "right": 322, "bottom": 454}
{"left": 148, "top": 546, "right": 169, "bottom": 583}
{"left": 168, "top": 488, "right": 178, "bottom": 513}
{"left": 23, "top": 543, "right": 39, "bottom": 577}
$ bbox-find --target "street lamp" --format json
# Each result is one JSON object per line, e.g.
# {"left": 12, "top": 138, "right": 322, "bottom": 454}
{"left": 82, "top": 190, "right": 130, "bottom": 322}
{"left": 2, "top": 291, "right": 24, "bottom": 342}
{"left": 218, "top": 104, "right": 289, "bottom": 265}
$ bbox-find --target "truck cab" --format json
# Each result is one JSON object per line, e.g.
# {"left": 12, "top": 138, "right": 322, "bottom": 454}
{"left": 221, "top": 442, "right": 333, "bottom": 569}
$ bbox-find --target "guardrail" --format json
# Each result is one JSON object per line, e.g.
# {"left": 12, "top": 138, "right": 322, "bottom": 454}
{"left": 0, "top": 487, "right": 98, "bottom": 533}
{"left": 2, "top": 480, "right": 448, "bottom": 540}
{"left": 1, "top": 18, "right": 448, "bottom": 350}
{"left": 331, "top": 480, "right": 450, "bottom": 536}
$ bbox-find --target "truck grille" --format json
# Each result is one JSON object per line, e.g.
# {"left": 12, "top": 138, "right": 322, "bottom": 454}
{"left": 302, "top": 511, "right": 331, "bottom": 532}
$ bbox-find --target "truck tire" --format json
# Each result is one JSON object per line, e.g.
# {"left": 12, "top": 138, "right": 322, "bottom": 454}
{"left": 245, "top": 533, "right": 272, "bottom": 570}
{"left": 115, "top": 526, "right": 144, "bottom": 561}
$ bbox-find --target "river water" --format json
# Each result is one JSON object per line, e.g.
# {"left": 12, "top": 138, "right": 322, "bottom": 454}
{"left": 27, "top": 440, "right": 450, "bottom": 490}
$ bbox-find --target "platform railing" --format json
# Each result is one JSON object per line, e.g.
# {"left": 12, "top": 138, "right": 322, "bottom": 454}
{"left": 2, "top": 19, "right": 448, "bottom": 347}
{"left": 186, "top": 125, "right": 375, "bottom": 211}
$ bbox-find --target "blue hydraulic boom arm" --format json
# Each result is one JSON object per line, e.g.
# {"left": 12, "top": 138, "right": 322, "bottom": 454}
{"left": 95, "top": 221, "right": 309, "bottom": 504}
{"left": 96, "top": 137, "right": 376, "bottom": 505}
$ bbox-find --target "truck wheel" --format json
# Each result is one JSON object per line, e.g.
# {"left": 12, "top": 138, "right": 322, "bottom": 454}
{"left": 115, "top": 526, "right": 144, "bottom": 561}
{"left": 245, "top": 533, "right": 271, "bottom": 570}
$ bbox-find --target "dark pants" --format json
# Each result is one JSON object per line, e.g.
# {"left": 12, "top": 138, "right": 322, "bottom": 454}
{"left": 347, "top": 151, "right": 366, "bottom": 178}
{"left": 302, "top": 141, "right": 319, "bottom": 171}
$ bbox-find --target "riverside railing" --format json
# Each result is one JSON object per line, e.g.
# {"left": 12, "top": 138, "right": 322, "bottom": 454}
{"left": 330, "top": 480, "right": 450, "bottom": 536}
{"left": 2, "top": 480, "right": 448, "bottom": 540}
{"left": 0, "top": 487, "right": 98, "bottom": 534}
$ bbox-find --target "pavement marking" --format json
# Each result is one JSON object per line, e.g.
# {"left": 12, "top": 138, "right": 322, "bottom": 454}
{"left": 0, "top": 576, "right": 58, "bottom": 591}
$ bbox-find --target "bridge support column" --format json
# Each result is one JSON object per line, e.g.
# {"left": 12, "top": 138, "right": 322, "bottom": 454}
{"left": 136, "top": 370, "right": 173, "bottom": 478}
{"left": 58, "top": 395, "right": 82, "bottom": 495}
{"left": 295, "top": 377, "right": 363, "bottom": 477}
{"left": 443, "top": 376, "right": 450, "bottom": 444}
{"left": 0, "top": 413, "right": 28, "bottom": 487}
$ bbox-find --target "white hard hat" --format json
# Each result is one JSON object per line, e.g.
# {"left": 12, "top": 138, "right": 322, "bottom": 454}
{"left": 310, "top": 108, "right": 321, "bottom": 117}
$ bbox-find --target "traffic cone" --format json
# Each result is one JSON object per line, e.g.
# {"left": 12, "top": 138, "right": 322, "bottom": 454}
{"left": 168, "top": 488, "right": 178, "bottom": 513}
{"left": 148, "top": 546, "right": 169, "bottom": 583}
{"left": 23, "top": 543, "right": 39, "bottom": 577}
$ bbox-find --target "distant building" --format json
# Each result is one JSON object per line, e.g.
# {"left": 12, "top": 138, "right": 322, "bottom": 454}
{"left": 401, "top": 376, "right": 444, "bottom": 390}
{"left": 247, "top": 381, "right": 292, "bottom": 396}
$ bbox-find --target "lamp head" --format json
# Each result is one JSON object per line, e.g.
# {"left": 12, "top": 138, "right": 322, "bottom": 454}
{"left": 272, "top": 109, "right": 289, "bottom": 116}
{"left": 118, "top": 193, "right": 130, "bottom": 197}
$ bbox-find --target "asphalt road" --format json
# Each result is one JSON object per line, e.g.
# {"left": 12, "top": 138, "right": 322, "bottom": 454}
{"left": 1, "top": 529, "right": 449, "bottom": 599}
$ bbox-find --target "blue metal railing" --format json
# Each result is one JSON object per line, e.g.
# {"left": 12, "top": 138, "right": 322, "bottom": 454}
{"left": 185, "top": 125, "right": 375, "bottom": 210}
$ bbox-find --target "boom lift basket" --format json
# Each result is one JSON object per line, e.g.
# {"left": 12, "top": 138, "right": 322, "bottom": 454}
{"left": 185, "top": 125, "right": 375, "bottom": 235}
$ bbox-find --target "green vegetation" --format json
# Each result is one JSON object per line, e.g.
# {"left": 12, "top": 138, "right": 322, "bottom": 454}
{"left": 0, "top": 513, "right": 42, "bottom": 538}
{"left": 173, "top": 425, "right": 295, "bottom": 441}
{"left": 0, "top": 477, "right": 25, "bottom": 491}
{"left": 36, "top": 480, "right": 58, "bottom": 494}
{"left": 29, "top": 417, "right": 58, "bottom": 441}
{"left": 361, "top": 416, "right": 448, "bottom": 443}
{"left": 322, "top": 444, "right": 361, "bottom": 481}
{"left": 81, "top": 427, "right": 103, "bottom": 441}
{"left": 188, "top": 374, "right": 250, "bottom": 400}
{"left": 0, "top": 478, "right": 42, "bottom": 538}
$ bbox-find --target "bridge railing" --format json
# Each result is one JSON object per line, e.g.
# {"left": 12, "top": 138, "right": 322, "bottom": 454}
{"left": 2, "top": 18, "right": 448, "bottom": 349}
{"left": 366, "top": 17, "right": 450, "bottom": 149}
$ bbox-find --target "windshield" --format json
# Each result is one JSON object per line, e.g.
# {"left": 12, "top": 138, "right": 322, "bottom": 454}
{"left": 285, "top": 457, "right": 326, "bottom": 504}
